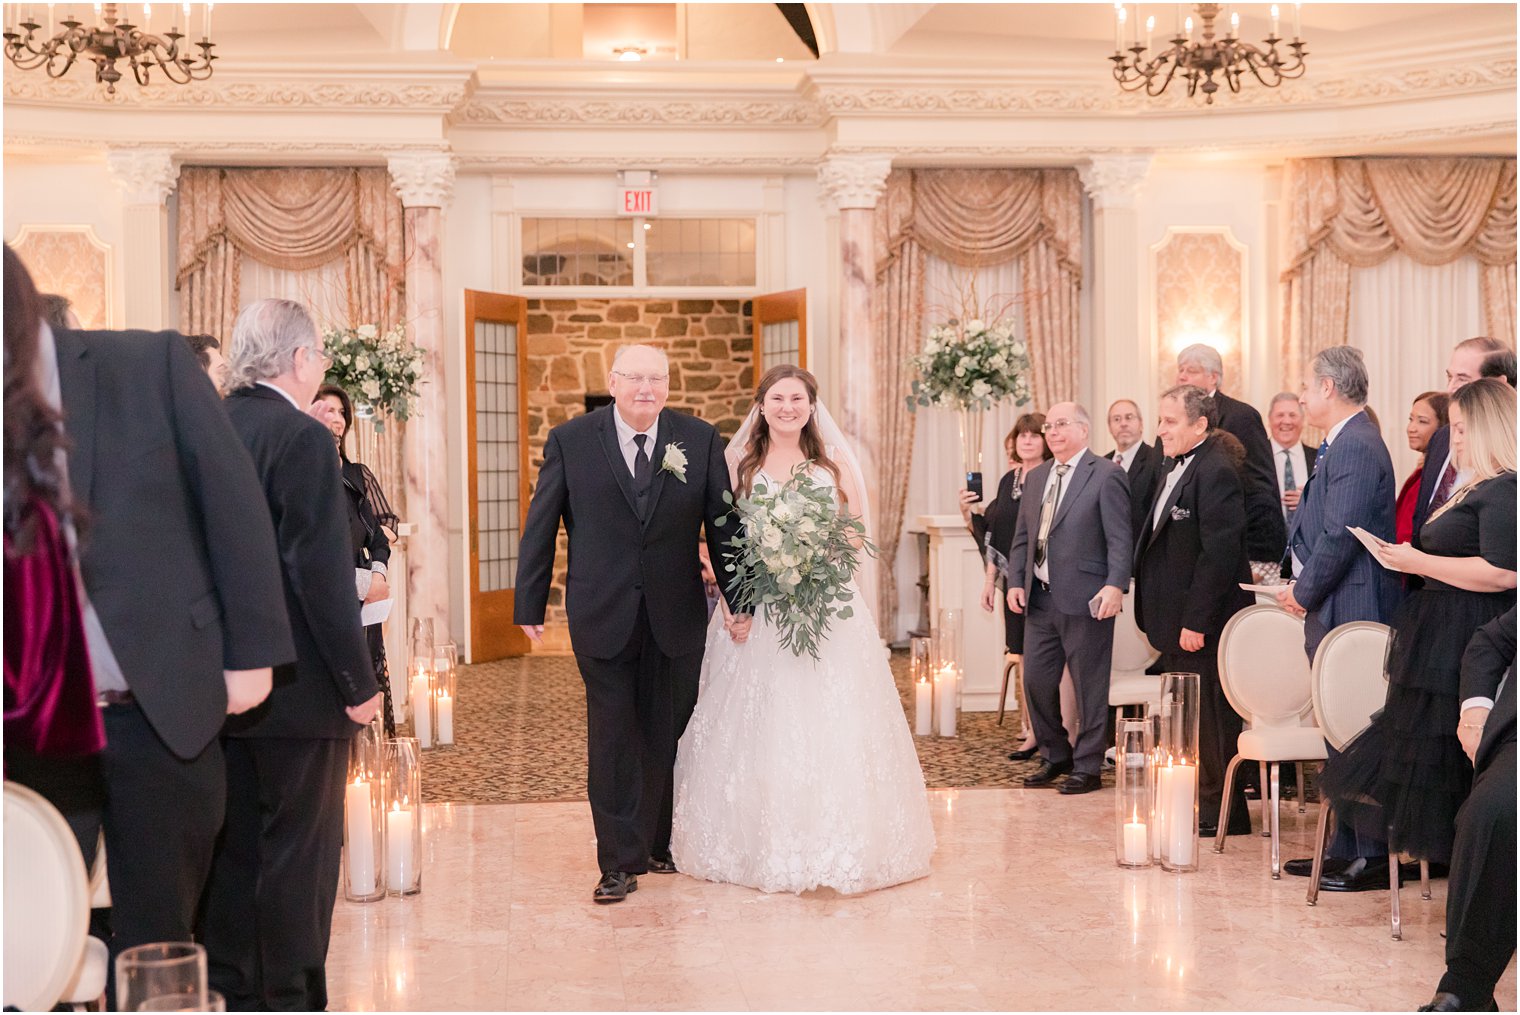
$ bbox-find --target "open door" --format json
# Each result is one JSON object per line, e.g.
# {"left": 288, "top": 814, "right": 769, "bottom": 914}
{"left": 754, "top": 288, "right": 807, "bottom": 371}
{"left": 465, "top": 290, "right": 532, "bottom": 662}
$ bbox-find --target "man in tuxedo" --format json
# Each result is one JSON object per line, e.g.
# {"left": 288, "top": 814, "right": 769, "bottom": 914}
{"left": 1412, "top": 337, "right": 1505, "bottom": 546}
{"left": 1104, "top": 398, "right": 1161, "bottom": 546}
{"left": 1277, "top": 345, "right": 1401, "bottom": 892}
{"left": 1266, "top": 391, "right": 1318, "bottom": 524}
{"left": 1134, "top": 385, "right": 1253, "bottom": 837}
{"left": 1006, "top": 402, "right": 1132, "bottom": 796}
{"left": 46, "top": 309, "right": 293, "bottom": 961}
{"left": 202, "top": 299, "right": 381, "bottom": 1011}
{"left": 516, "top": 344, "right": 745, "bottom": 903}
{"left": 1175, "top": 344, "right": 1287, "bottom": 579}
{"left": 1421, "top": 608, "right": 1515, "bottom": 1012}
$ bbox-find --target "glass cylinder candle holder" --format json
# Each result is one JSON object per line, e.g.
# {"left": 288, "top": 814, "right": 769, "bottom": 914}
{"left": 934, "top": 607, "right": 963, "bottom": 671}
{"left": 1144, "top": 703, "right": 1166, "bottom": 861}
{"left": 408, "top": 656, "right": 435, "bottom": 750}
{"left": 432, "top": 642, "right": 457, "bottom": 747}
{"left": 933, "top": 662, "right": 960, "bottom": 737}
{"left": 910, "top": 635, "right": 934, "bottom": 736}
{"left": 1157, "top": 673, "right": 1202, "bottom": 873}
{"left": 382, "top": 736, "right": 423, "bottom": 896}
{"left": 343, "top": 721, "right": 385, "bottom": 902}
{"left": 1114, "top": 717, "right": 1154, "bottom": 868}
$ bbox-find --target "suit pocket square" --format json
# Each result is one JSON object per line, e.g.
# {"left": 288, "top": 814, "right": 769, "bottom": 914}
{"left": 1169, "top": 506, "right": 1191, "bottom": 521}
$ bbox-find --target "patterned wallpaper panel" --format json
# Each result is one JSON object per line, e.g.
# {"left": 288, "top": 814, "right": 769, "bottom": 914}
{"left": 1153, "top": 229, "right": 1245, "bottom": 393}
{"left": 11, "top": 226, "right": 112, "bottom": 329}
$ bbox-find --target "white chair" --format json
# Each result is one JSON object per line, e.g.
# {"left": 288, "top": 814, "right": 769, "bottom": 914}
{"left": 3, "top": 781, "right": 105, "bottom": 1011}
{"left": 1304, "top": 621, "right": 1429, "bottom": 940}
{"left": 1108, "top": 584, "right": 1162, "bottom": 715}
{"left": 88, "top": 831, "right": 111, "bottom": 909}
{"left": 1213, "top": 605, "right": 1327, "bottom": 878}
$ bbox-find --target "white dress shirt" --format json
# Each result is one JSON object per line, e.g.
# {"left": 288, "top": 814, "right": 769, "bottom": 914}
{"left": 257, "top": 380, "right": 303, "bottom": 412}
{"left": 1291, "top": 409, "right": 1362, "bottom": 577}
{"left": 612, "top": 406, "right": 658, "bottom": 477}
{"left": 1113, "top": 442, "right": 1141, "bottom": 474}
{"left": 1272, "top": 439, "right": 1308, "bottom": 498}
{"left": 1151, "top": 445, "right": 1197, "bottom": 530}
{"left": 1033, "top": 448, "right": 1087, "bottom": 583}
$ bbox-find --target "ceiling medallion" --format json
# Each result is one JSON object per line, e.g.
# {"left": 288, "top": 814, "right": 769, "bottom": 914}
{"left": 1110, "top": 2, "right": 1307, "bottom": 104}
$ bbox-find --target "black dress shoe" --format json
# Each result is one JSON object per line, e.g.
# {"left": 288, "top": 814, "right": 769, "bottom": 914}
{"left": 1198, "top": 820, "right": 1253, "bottom": 838}
{"left": 1007, "top": 745, "right": 1040, "bottom": 762}
{"left": 1022, "top": 760, "right": 1073, "bottom": 787}
{"left": 1284, "top": 856, "right": 1351, "bottom": 878}
{"left": 593, "top": 871, "right": 637, "bottom": 904}
{"left": 647, "top": 855, "right": 678, "bottom": 874}
{"left": 1058, "top": 772, "right": 1102, "bottom": 795}
{"left": 1418, "top": 991, "right": 1499, "bottom": 1011}
{"left": 1319, "top": 857, "right": 1392, "bottom": 893}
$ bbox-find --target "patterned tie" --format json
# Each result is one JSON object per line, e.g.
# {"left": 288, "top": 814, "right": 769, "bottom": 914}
{"left": 1312, "top": 438, "right": 1329, "bottom": 475}
{"left": 632, "top": 433, "right": 653, "bottom": 508}
{"left": 1281, "top": 449, "right": 1297, "bottom": 520}
{"left": 1429, "top": 460, "right": 1459, "bottom": 514}
{"left": 1033, "top": 463, "right": 1070, "bottom": 569}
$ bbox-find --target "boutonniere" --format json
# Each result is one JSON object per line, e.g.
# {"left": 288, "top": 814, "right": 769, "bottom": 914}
{"left": 1170, "top": 506, "right": 1191, "bottom": 521}
{"left": 661, "top": 442, "right": 688, "bottom": 483}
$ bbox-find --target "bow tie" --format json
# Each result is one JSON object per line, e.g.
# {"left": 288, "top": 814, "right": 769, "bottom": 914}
{"left": 1168, "top": 439, "right": 1205, "bottom": 466}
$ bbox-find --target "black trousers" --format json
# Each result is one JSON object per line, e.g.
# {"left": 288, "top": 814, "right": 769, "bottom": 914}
{"left": 1023, "top": 588, "right": 1113, "bottom": 776}
{"left": 1157, "top": 649, "right": 1250, "bottom": 833}
{"left": 575, "top": 599, "right": 703, "bottom": 874}
{"left": 202, "top": 737, "right": 348, "bottom": 1012}
{"left": 1439, "top": 738, "right": 1516, "bottom": 1006}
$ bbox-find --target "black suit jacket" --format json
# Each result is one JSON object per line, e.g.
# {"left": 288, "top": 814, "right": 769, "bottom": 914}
{"left": 1133, "top": 437, "right": 1252, "bottom": 653}
{"left": 514, "top": 406, "right": 742, "bottom": 660}
{"left": 54, "top": 329, "right": 293, "bottom": 759}
{"left": 1211, "top": 389, "right": 1288, "bottom": 563}
{"left": 1461, "top": 606, "right": 1516, "bottom": 772}
{"left": 1107, "top": 440, "right": 1162, "bottom": 547}
{"left": 224, "top": 386, "right": 377, "bottom": 740}
{"left": 1412, "top": 425, "right": 1451, "bottom": 548}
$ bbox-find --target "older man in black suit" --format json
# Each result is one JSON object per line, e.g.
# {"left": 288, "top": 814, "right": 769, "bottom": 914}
{"left": 202, "top": 299, "right": 381, "bottom": 1012}
{"left": 1134, "top": 385, "right": 1254, "bottom": 838}
{"left": 1006, "top": 401, "right": 1132, "bottom": 796}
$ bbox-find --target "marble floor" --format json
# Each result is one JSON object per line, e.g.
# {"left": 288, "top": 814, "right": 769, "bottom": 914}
{"left": 327, "top": 789, "right": 1517, "bottom": 1011}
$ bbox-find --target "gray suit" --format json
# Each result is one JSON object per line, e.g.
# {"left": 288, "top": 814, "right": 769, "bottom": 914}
{"left": 1007, "top": 450, "right": 1133, "bottom": 774}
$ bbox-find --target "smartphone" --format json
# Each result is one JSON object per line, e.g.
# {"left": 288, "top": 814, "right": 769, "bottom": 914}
{"left": 965, "top": 471, "right": 983, "bottom": 503}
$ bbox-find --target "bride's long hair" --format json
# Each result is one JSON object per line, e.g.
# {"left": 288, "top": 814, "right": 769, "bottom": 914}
{"left": 735, "top": 365, "right": 843, "bottom": 497}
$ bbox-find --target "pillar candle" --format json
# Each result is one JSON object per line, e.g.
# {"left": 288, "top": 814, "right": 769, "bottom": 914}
{"left": 935, "top": 670, "right": 957, "bottom": 737}
{"left": 1166, "top": 762, "right": 1198, "bottom": 866}
{"left": 1154, "top": 762, "right": 1173, "bottom": 856}
{"left": 344, "top": 778, "right": 376, "bottom": 896}
{"left": 914, "top": 680, "right": 933, "bottom": 736}
{"left": 436, "top": 691, "right": 454, "bottom": 745}
{"left": 411, "top": 674, "right": 432, "bottom": 748}
{"left": 385, "top": 802, "right": 415, "bottom": 890}
{"left": 1123, "top": 818, "right": 1148, "bottom": 865}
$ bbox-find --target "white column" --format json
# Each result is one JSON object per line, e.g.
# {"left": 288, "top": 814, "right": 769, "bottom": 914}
{"left": 388, "top": 150, "right": 457, "bottom": 646}
{"left": 1079, "top": 155, "right": 1153, "bottom": 426}
{"left": 105, "top": 148, "right": 179, "bottom": 331}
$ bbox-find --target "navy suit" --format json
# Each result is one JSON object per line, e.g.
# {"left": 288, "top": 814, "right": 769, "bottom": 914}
{"left": 1412, "top": 425, "right": 1452, "bottom": 548}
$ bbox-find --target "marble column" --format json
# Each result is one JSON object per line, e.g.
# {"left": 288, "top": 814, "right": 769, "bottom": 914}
{"left": 1078, "top": 155, "right": 1153, "bottom": 424}
{"left": 105, "top": 148, "right": 179, "bottom": 330}
{"left": 389, "top": 151, "right": 457, "bottom": 645}
{"left": 816, "top": 154, "right": 893, "bottom": 513}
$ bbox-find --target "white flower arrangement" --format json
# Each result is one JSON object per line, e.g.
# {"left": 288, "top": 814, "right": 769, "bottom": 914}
{"left": 322, "top": 323, "right": 426, "bottom": 422}
{"left": 907, "top": 316, "right": 1032, "bottom": 412}
{"left": 661, "top": 442, "right": 688, "bottom": 483}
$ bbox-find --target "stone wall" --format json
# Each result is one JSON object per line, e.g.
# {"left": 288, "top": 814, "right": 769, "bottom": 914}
{"left": 523, "top": 297, "right": 754, "bottom": 635}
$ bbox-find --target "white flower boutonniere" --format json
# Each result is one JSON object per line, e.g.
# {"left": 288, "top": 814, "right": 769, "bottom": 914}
{"left": 661, "top": 442, "right": 688, "bottom": 483}
{"left": 1170, "top": 506, "right": 1191, "bottom": 521}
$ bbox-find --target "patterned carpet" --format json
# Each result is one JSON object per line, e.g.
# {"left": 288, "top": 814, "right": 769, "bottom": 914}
{"left": 414, "top": 650, "right": 1115, "bottom": 804}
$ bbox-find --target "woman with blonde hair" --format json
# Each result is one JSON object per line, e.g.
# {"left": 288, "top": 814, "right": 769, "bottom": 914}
{"left": 1320, "top": 378, "right": 1517, "bottom": 869}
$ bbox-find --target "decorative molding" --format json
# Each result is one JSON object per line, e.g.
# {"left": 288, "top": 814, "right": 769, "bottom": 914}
{"left": 1078, "top": 156, "right": 1153, "bottom": 210}
{"left": 817, "top": 155, "right": 893, "bottom": 210}
{"left": 460, "top": 153, "right": 823, "bottom": 171}
{"left": 104, "top": 148, "right": 179, "bottom": 205}
{"left": 388, "top": 151, "right": 457, "bottom": 208}
{"left": 3, "top": 71, "right": 471, "bottom": 111}
{"left": 9, "top": 224, "right": 114, "bottom": 328}
{"left": 453, "top": 95, "right": 823, "bottom": 127}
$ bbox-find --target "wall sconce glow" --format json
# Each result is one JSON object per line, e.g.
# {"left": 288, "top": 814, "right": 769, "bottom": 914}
{"left": 613, "top": 46, "right": 645, "bottom": 62}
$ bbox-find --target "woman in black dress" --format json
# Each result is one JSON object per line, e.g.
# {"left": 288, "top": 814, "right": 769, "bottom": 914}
{"left": 1322, "top": 378, "right": 1517, "bottom": 865}
{"left": 316, "top": 383, "right": 401, "bottom": 736}
{"left": 958, "top": 412, "right": 1051, "bottom": 758}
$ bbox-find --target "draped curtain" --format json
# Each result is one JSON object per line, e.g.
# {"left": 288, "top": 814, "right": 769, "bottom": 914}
{"left": 872, "top": 168, "right": 1083, "bottom": 635}
{"left": 1280, "top": 157, "right": 1517, "bottom": 387}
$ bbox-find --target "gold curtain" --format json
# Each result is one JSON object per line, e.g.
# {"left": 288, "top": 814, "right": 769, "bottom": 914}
{"left": 871, "top": 167, "right": 1084, "bottom": 635}
{"left": 1281, "top": 157, "right": 1517, "bottom": 385}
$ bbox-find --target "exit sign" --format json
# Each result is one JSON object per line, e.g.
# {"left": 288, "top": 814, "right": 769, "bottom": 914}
{"left": 618, "top": 187, "right": 657, "bottom": 216}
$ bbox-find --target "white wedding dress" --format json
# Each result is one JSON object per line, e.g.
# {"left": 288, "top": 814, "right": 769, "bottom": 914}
{"left": 671, "top": 465, "right": 936, "bottom": 895}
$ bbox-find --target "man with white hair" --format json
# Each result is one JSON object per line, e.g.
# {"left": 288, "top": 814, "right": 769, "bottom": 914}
{"left": 1175, "top": 343, "right": 1287, "bottom": 577}
{"left": 1266, "top": 391, "right": 1318, "bottom": 523}
{"left": 203, "top": 298, "right": 381, "bottom": 1010}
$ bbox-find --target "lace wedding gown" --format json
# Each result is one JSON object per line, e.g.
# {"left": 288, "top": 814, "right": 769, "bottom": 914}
{"left": 671, "top": 467, "right": 936, "bottom": 895}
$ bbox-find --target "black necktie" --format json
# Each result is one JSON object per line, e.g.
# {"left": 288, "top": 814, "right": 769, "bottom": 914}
{"left": 633, "top": 433, "right": 653, "bottom": 506}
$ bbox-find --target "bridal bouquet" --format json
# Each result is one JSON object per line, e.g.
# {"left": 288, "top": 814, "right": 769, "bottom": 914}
{"left": 906, "top": 317, "right": 1031, "bottom": 411}
{"left": 322, "top": 323, "right": 426, "bottom": 422}
{"left": 717, "top": 469, "right": 875, "bottom": 661}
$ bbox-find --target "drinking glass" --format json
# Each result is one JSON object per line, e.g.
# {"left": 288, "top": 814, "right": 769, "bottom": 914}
{"left": 115, "top": 942, "right": 207, "bottom": 1014}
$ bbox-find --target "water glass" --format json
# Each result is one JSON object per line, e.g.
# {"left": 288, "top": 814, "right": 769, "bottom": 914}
{"left": 115, "top": 942, "right": 207, "bottom": 1014}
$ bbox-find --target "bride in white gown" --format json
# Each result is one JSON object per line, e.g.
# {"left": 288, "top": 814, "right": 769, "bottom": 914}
{"left": 671, "top": 365, "right": 936, "bottom": 895}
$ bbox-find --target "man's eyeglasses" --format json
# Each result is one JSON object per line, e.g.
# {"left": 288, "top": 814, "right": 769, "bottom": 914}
{"left": 612, "top": 370, "right": 669, "bottom": 387}
{"left": 1041, "top": 419, "right": 1080, "bottom": 434}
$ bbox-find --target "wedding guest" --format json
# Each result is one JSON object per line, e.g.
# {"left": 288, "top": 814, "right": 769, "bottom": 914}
{"left": 1266, "top": 391, "right": 1318, "bottom": 523}
{"left": 1277, "top": 346, "right": 1400, "bottom": 892}
{"left": 1412, "top": 337, "right": 1505, "bottom": 547}
{"left": 1103, "top": 399, "right": 1162, "bottom": 545}
{"left": 1396, "top": 392, "right": 1449, "bottom": 544}
{"left": 185, "top": 333, "right": 229, "bottom": 395}
{"left": 316, "top": 383, "right": 397, "bottom": 734}
{"left": 203, "top": 299, "right": 380, "bottom": 1011}
{"left": 1005, "top": 402, "right": 1132, "bottom": 795}
{"left": 1320, "top": 379, "right": 1516, "bottom": 878}
{"left": 1479, "top": 347, "right": 1516, "bottom": 387}
{"left": 1175, "top": 343, "right": 1286, "bottom": 580}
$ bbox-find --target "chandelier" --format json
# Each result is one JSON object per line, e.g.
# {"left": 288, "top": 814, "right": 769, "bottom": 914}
{"left": 4, "top": 3, "right": 216, "bottom": 95}
{"left": 1110, "top": 2, "right": 1306, "bottom": 104}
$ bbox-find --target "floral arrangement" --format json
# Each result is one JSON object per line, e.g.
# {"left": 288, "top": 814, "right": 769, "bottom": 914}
{"left": 321, "top": 323, "right": 426, "bottom": 422}
{"left": 906, "top": 317, "right": 1032, "bottom": 412}
{"left": 717, "top": 469, "right": 876, "bottom": 660}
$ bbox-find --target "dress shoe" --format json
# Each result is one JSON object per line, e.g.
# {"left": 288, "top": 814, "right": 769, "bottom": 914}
{"left": 1022, "top": 760, "right": 1073, "bottom": 787}
{"left": 1284, "top": 856, "right": 1351, "bottom": 878}
{"left": 1318, "top": 857, "right": 1393, "bottom": 893}
{"left": 1418, "top": 992, "right": 1498, "bottom": 1011}
{"left": 1058, "top": 772, "right": 1101, "bottom": 795}
{"left": 647, "top": 855, "right": 678, "bottom": 875}
{"left": 1198, "top": 819, "right": 1253, "bottom": 838}
{"left": 1007, "top": 745, "right": 1040, "bottom": 762}
{"left": 593, "top": 871, "right": 637, "bottom": 904}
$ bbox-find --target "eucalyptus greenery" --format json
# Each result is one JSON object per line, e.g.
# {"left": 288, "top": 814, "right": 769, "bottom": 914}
{"left": 716, "top": 469, "right": 876, "bottom": 661}
{"left": 322, "top": 323, "right": 426, "bottom": 422}
{"left": 906, "top": 317, "right": 1032, "bottom": 412}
